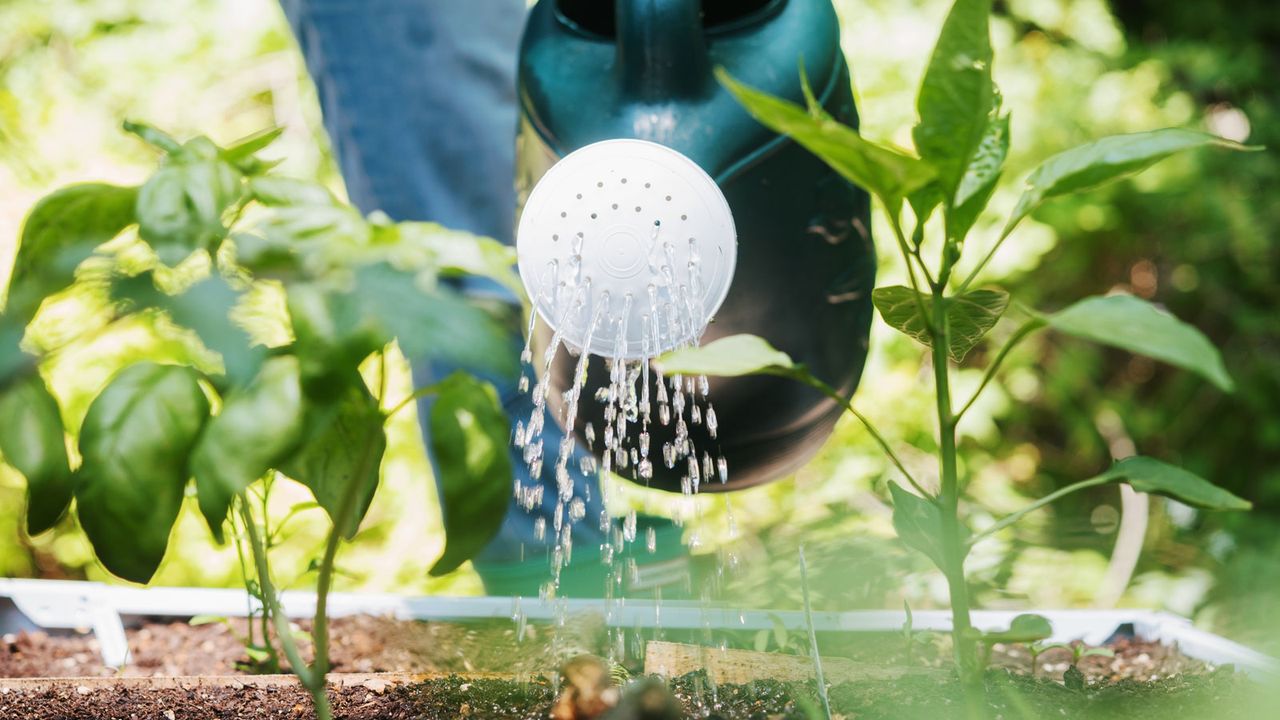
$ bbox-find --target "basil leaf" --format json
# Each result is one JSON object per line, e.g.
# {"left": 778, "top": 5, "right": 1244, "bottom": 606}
{"left": 76, "top": 363, "right": 209, "bottom": 583}
{"left": 658, "top": 334, "right": 796, "bottom": 378}
{"left": 428, "top": 373, "right": 513, "bottom": 576}
{"left": 191, "top": 356, "right": 305, "bottom": 541}
{"left": 0, "top": 374, "right": 74, "bottom": 534}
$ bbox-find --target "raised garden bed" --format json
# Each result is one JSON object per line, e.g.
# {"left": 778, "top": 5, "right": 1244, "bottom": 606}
{"left": 2, "top": 579, "right": 1275, "bottom": 718}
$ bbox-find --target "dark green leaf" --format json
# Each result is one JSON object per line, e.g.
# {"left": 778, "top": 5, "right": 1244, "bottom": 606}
{"left": 282, "top": 378, "right": 386, "bottom": 539}
{"left": 872, "top": 286, "right": 1008, "bottom": 362}
{"left": 284, "top": 283, "right": 384, "bottom": 399}
{"left": 1006, "top": 129, "right": 1260, "bottom": 235}
{"left": 980, "top": 613, "right": 1053, "bottom": 644}
{"left": 0, "top": 374, "right": 73, "bottom": 534}
{"left": 248, "top": 177, "right": 336, "bottom": 207}
{"left": 718, "top": 69, "right": 934, "bottom": 206}
{"left": 913, "top": 0, "right": 995, "bottom": 198}
{"left": 428, "top": 372, "right": 513, "bottom": 576}
{"left": 1097, "top": 456, "right": 1249, "bottom": 510}
{"left": 191, "top": 356, "right": 305, "bottom": 541}
{"left": 949, "top": 111, "right": 1009, "bottom": 240}
{"left": 0, "top": 315, "right": 29, "bottom": 387}
{"left": 658, "top": 334, "right": 796, "bottom": 378}
{"left": 888, "top": 481, "right": 951, "bottom": 570}
{"left": 351, "top": 263, "right": 518, "bottom": 381}
{"left": 112, "top": 272, "right": 264, "bottom": 385}
{"left": 1043, "top": 294, "right": 1233, "bottom": 392}
{"left": 4, "top": 183, "right": 138, "bottom": 324}
{"left": 220, "top": 127, "right": 284, "bottom": 163}
{"left": 76, "top": 363, "right": 210, "bottom": 583}
{"left": 137, "top": 145, "right": 244, "bottom": 264}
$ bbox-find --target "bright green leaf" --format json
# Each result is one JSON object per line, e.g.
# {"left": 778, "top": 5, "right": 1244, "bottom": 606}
{"left": 248, "top": 176, "right": 336, "bottom": 207}
{"left": 913, "top": 0, "right": 995, "bottom": 198}
{"left": 428, "top": 372, "right": 513, "bottom": 576}
{"left": 658, "top": 334, "right": 796, "bottom": 378}
{"left": 1044, "top": 294, "right": 1233, "bottom": 392}
{"left": 4, "top": 183, "right": 138, "bottom": 325}
{"left": 220, "top": 127, "right": 283, "bottom": 163}
{"left": 191, "top": 356, "right": 305, "bottom": 541}
{"left": 872, "top": 286, "right": 1009, "bottom": 362}
{"left": 188, "top": 614, "right": 227, "bottom": 627}
{"left": 394, "top": 222, "right": 522, "bottom": 299}
{"left": 1006, "top": 129, "right": 1261, "bottom": 236}
{"left": 888, "top": 481, "right": 951, "bottom": 570}
{"left": 123, "top": 120, "right": 182, "bottom": 154}
{"left": 1098, "top": 456, "right": 1250, "bottom": 510}
{"left": 76, "top": 363, "right": 210, "bottom": 583}
{"left": 980, "top": 613, "right": 1053, "bottom": 644}
{"left": 137, "top": 144, "right": 244, "bottom": 264}
{"left": 282, "top": 378, "right": 386, "bottom": 539}
{"left": 0, "top": 374, "right": 74, "bottom": 534}
{"left": 949, "top": 111, "right": 1009, "bottom": 240}
{"left": 718, "top": 69, "right": 934, "bottom": 206}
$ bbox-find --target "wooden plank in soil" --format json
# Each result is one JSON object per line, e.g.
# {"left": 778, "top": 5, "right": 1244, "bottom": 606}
{"left": 644, "top": 640, "right": 944, "bottom": 684}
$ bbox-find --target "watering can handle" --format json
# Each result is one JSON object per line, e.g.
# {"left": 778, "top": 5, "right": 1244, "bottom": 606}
{"left": 616, "top": 0, "right": 712, "bottom": 99}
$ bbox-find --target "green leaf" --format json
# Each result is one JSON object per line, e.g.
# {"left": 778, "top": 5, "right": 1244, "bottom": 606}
{"left": 188, "top": 614, "right": 227, "bottom": 627}
{"left": 350, "top": 263, "right": 519, "bottom": 381}
{"left": 4, "top": 183, "right": 138, "bottom": 324}
{"left": 282, "top": 378, "right": 386, "bottom": 539}
{"left": 76, "top": 363, "right": 210, "bottom": 583}
{"left": 0, "top": 315, "right": 31, "bottom": 388}
{"left": 1006, "top": 129, "right": 1261, "bottom": 236}
{"left": 949, "top": 111, "right": 1009, "bottom": 240}
{"left": 112, "top": 272, "right": 264, "bottom": 386}
{"left": 657, "top": 334, "right": 796, "bottom": 378}
{"left": 123, "top": 120, "right": 182, "bottom": 154}
{"left": 220, "top": 127, "right": 283, "bottom": 163}
{"left": 394, "top": 222, "right": 522, "bottom": 299}
{"left": 1043, "top": 294, "right": 1233, "bottom": 392}
{"left": 718, "top": 69, "right": 934, "bottom": 206}
{"left": 913, "top": 0, "right": 995, "bottom": 198}
{"left": 872, "top": 286, "right": 1009, "bottom": 362}
{"left": 428, "top": 372, "right": 513, "bottom": 576}
{"left": 1097, "top": 456, "right": 1250, "bottom": 510}
{"left": 0, "top": 374, "right": 74, "bottom": 534}
{"left": 191, "top": 356, "right": 305, "bottom": 541}
{"left": 247, "top": 177, "right": 337, "bottom": 207}
{"left": 980, "top": 613, "right": 1053, "bottom": 644}
{"left": 888, "top": 481, "right": 951, "bottom": 570}
{"left": 137, "top": 143, "right": 244, "bottom": 264}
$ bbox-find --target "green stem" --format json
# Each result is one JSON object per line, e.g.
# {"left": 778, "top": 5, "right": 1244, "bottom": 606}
{"left": 237, "top": 498, "right": 328, "bottom": 717}
{"left": 953, "top": 318, "right": 1045, "bottom": 421}
{"left": 967, "top": 475, "right": 1112, "bottom": 546}
{"left": 929, "top": 290, "right": 980, "bottom": 691}
{"left": 955, "top": 225, "right": 1016, "bottom": 295}
{"left": 385, "top": 381, "right": 439, "bottom": 418}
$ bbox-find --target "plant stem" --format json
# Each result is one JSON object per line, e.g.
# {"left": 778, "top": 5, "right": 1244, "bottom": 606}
{"left": 929, "top": 288, "right": 980, "bottom": 691}
{"left": 237, "top": 498, "right": 330, "bottom": 718}
{"left": 967, "top": 475, "right": 1112, "bottom": 546}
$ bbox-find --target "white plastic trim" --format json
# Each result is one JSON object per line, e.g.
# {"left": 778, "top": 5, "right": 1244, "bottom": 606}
{"left": 1, "top": 578, "right": 1274, "bottom": 678}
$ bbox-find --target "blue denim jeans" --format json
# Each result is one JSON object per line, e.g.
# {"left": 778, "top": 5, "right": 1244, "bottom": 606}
{"left": 279, "top": 0, "right": 608, "bottom": 569}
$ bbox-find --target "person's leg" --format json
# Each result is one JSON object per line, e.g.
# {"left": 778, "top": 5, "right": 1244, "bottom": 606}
{"left": 277, "top": 0, "right": 615, "bottom": 584}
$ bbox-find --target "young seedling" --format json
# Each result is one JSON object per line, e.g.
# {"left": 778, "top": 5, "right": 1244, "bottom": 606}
{"left": 659, "top": 0, "right": 1257, "bottom": 707}
{"left": 0, "top": 123, "right": 521, "bottom": 720}
{"left": 900, "top": 601, "right": 938, "bottom": 664}
{"left": 1030, "top": 641, "right": 1115, "bottom": 682}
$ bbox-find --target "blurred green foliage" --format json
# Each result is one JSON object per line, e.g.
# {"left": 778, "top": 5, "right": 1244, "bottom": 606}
{"left": 0, "top": 0, "right": 1276, "bottom": 654}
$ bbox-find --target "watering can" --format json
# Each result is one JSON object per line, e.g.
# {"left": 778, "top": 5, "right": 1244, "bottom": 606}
{"left": 516, "top": 0, "right": 875, "bottom": 492}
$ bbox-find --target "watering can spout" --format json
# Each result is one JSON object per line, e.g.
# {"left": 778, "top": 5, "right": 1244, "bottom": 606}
{"left": 616, "top": 0, "right": 711, "bottom": 100}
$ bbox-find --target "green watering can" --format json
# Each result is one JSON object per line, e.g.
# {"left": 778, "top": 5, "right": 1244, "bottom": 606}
{"left": 516, "top": 0, "right": 875, "bottom": 493}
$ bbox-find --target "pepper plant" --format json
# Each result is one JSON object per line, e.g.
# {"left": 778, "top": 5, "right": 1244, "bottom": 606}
{"left": 660, "top": 0, "right": 1255, "bottom": 696}
{"left": 0, "top": 123, "right": 516, "bottom": 719}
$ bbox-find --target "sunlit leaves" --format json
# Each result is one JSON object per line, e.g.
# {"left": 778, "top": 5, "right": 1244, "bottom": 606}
{"left": 192, "top": 356, "right": 305, "bottom": 541}
{"left": 0, "top": 374, "right": 73, "bottom": 534}
{"left": 1098, "top": 456, "right": 1249, "bottom": 510}
{"left": 1044, "top": 294, "right": 1233, "bottom": 392}
{"left": 872, "top": 286, "right": 1009, "bottom": 362}
{"left": 658, "top": 334, "right": 797, "bottom": 378}
{"left": 134, "top": 134, "right": 244, "bottom": 265}
{"left": 427, "top": 373, "right": 512, "bottom": 576}
{"left": 76, "top": 363, "right": 209, "bottom": 583}
{"left": 950, "top": 111, "right": 1009, "bottom": 240}
{"left": 1005, "top": 128, "right": 1260, "bottom": 236}
{"left": 913, "top": 0, "right": 995, "bottom": 200}
{"left": 718, "top": 69, "right": 934, "bottom": 207}
{"left": 5, "top": 183, "right": 138, "bottom": 324}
